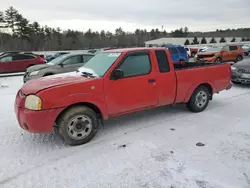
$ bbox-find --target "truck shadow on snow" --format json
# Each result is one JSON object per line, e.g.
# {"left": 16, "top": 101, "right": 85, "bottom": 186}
{"left": 20, "top": 100, "right": 226, "bottom": 148}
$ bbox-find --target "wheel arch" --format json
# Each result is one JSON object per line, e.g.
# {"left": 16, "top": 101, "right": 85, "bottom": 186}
{"left": 184, "top": 83, "right": 213, "bottom": 102}
{"left": 55, "top": 102, "right": 104, "bottom": 125}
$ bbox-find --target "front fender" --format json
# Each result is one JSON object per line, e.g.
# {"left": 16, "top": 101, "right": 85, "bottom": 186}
{"left": 52, "top": 93, "right": 109, "bottom": 119}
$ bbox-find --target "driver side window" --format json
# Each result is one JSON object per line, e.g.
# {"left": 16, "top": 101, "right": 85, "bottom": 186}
{"left": 62, "top": 55, "right": 82, "bottom": 65}
{"left": 118, "top": 53, "right": 151, "bottom": 78}
{"left": 0, "top": 56, "right": 13, "bottom": 63}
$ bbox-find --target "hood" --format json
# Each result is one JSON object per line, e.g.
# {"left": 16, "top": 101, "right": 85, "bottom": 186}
{"left": 21, "top": 72, "right": 92, "bottom": 94}
{"left": 233, "top": 59, "right": 250, "bottom": 68}
{"left": 197, "top": 52, "right": 217, "bottom": 56}
{"left": 26, "top": 64, "right": 53, "bottom": 72}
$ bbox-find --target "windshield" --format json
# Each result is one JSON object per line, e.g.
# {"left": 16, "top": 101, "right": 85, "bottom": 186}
{"left": 47, "top": 54, "right": 70, "bottom": 65}
{"left": 78, "top": 52, "right": 122, "bottom": 77}
{"left": 203, "top": 47, "right": 222, "bottom": 52}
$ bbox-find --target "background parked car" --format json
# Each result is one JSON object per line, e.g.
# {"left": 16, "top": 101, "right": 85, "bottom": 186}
{"left": 162, "top": 45, "right": 188, "bottom": 62}
{"left": 185, "top": 47, "right": 198, "bottom": 58}
{"left": 195, "top": 44, "right": 244, "bottom": 63}
{"left": 0, "top": 53, "right": 45, "bottom": 73}
{"left": 23, "top": 52, "right": 94, "bottom": 83}
{"left": 231, "top": 58, "right": 250, "bottom": 84}
{"left": 241, "top": 44, "right": 250, "bottom": 56}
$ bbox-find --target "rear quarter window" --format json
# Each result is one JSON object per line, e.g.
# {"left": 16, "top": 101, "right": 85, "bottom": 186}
{"left": 155, "top": 50, "right": 170, "bottom": 73}
{"left": 229, "top": 46, "right": 238, "bottom": 51}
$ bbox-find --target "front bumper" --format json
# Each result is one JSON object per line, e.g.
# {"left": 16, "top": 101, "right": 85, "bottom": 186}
{"left": 231, "top": 74, "right": 250, "bottom": 84}
{"left": 15, "top": 105, "right": 64, "bottom": 133}
{"left": 194, "top": 57, "right": 216, "bottom": 63}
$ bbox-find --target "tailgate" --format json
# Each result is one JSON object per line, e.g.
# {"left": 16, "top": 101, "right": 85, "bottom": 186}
{"left": 174, "top": 64, "right": 231, "bottom": 103}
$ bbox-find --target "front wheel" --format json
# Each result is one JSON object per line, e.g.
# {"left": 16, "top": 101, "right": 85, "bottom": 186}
{"left": 57, "top": 106, "right": 99, "bottom": 146}
{"left": 215, "top": 57, "right": 222, "bottom": 63}
{"left": 187, "top": 86, "right": 210, "bottom": 113}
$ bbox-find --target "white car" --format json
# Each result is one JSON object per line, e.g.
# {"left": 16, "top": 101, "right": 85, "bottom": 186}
{"left": 184, "top": 47, "right": 191, "bottom": 58}
{"left": 242, "top": 45, "right": 250, "bottom": 56}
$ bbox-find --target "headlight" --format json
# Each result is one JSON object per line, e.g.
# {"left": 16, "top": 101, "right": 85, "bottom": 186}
{"left": 24, "top": 95, "right": 42, "bottom": 110}
{"left": 231, "top": 66, "right": 237, "bottom": 71}
{"left": 29, "top": 71, "right": 39, "bottom": 76}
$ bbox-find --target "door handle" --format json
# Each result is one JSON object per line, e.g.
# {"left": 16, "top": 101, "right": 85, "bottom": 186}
{"left": 148, "top": 79, "right": 156, "bottom": 83}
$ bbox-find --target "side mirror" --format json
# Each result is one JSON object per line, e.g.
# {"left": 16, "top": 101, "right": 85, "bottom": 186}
{"left": 58, "top": 63, "right": 64, "bottom": 67}
{"left": 113, "top": 69, "right": 124, "bottom": 80}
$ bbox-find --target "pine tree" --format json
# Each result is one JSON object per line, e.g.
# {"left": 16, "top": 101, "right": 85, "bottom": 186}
{"left": 219, "top": 37, "right": 226, "bottom": 43}
{"left": 241, "top": 37, "right": 245, "bottom": 41}
{"left": 210, "top": 37, "right": 217, "bottom": 43}
{"left": 184, "top": 39, "right": 190, "bottom": 45}
{"left": 192, "top": 36, "right": 199, "bottom": 44}
{"left": 5, "top": 6, "right": 19, "bottom": 34}
{"left": 231, "top": 37, "right": 236, "bottom": 42}
{"left": 201, "top": 37, "right": 207, "bottom": 44}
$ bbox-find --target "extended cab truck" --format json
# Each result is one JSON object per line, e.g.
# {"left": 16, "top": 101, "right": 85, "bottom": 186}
{"left": 15, "top": 48, "right": 232, "bottom": 146}
{"left": 195, "top": 45, "right": 244, "bottom": 64}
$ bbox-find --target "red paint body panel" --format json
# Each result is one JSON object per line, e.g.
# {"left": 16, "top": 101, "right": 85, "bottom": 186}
{"left": 175, "top": 64, "right": 231, "bottom": 103}
{"left": 15, "top": 91, "right": 63, "bottom": 132}
{"left": 14, "top": 47, "right": 232, "bottom": 133}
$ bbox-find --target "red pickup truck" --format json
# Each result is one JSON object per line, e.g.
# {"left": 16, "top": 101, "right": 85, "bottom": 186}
{"left": 15, "top": 48, "right": 232, "bottom": 145}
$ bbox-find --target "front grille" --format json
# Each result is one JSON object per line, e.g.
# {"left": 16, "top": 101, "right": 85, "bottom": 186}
{"left": 198, "top": 55, "right": 214, "bottom": 59}
{"left": 237, "top": 68, "right": 250, "bottom": 73}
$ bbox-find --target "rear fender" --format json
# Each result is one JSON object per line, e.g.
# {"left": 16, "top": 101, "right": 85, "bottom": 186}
{"left": 52, "top": 93, "right": 108, "bottom": 119}
{"left": 184, "top": 82, "right": 214, "bottom": 102}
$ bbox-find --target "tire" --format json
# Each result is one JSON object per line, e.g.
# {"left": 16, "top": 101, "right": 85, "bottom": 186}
{"left": 57, "top": 106, "right": 99, "bottom": 146}
{"left": 187, "top": 86, "right": 210, "bottom": 113}
{"left": 235, "top": 55, "right": 243, "bottom": 62}
{"left": 191, "top": 52, "right": 196, "bottom": 57}
{"left": 215, "top": 57, "right": 222, "bottom": 63}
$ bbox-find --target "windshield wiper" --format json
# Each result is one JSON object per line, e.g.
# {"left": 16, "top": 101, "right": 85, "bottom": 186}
{"left": 81, "top": 71, "right": 95, "bottom": 78}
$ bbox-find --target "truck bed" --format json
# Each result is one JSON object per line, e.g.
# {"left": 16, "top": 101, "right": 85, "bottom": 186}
{"left": 174, "top": 62, "right": 219, "bottom": 70}
{"left": 174, "top": 62, "right": 231, "bottom": 103}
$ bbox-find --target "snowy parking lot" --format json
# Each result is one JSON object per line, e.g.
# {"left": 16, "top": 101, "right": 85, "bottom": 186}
{"left": 0, "top": 76, "right": 250, "bottom": 188}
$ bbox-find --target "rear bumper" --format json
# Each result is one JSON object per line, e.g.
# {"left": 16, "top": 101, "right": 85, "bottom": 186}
{"left": 15, "top": 105, "right": 64, "bottom": 133}
{"left": 226, "top": 82, "right": 233, "bottom": 90}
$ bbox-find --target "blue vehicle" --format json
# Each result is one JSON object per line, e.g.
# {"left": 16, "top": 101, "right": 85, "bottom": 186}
{"left": 161, "top": 45, "right": 188, "bottom": 63}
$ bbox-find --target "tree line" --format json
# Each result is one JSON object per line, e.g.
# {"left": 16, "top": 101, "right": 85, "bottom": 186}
{"left": 184, "top": 36, "right": 250, "bottom": 45}
{"left": 0, "top": 6, "right": 250, "bottom": 51}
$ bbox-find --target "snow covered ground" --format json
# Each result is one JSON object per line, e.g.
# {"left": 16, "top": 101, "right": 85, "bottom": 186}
{"left": 0, "top": 76, "right": 250, "bottom": 188}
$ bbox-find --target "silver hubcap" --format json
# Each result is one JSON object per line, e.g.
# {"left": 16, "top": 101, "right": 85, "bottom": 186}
{"left": 216, "top": 59, "right": 221, "bottom": 63}
{"left": 237, "top": 56, "right": 242, "bottom": 61}
{"left": 67, "top": 115, "right": 92, "bottom": 140}
{"left": 195, "top": 91, "right": 208, "bottom": 108}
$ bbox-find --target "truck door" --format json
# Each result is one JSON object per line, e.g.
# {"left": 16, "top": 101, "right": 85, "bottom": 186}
{"left": 105, "top": 51, "right": 158, "bottom": 115}
{"left": 154, "top": 50, "right": 177, "bottom": 105}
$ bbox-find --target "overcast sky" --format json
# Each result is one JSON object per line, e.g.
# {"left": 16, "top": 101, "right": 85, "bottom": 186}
{"left": 1, "top": 0, "right": 250, "bottom": 33}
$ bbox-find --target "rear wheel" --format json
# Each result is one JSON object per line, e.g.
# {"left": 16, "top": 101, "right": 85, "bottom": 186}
{"left": 191, "top": 52, "right": 196, "bottom": 57}
{"left": 57, "top": 106, "right": 99, "bottom": 146}
{"left": 235, "top": 55, "right": 243, "bottom": 62}
{"left": 187, "top": 86, "right": 210, "bottom": 113}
